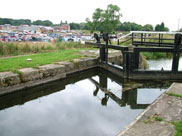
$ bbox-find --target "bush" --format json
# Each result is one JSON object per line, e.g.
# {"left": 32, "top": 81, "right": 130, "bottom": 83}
{"left": 142, "top": 52, "right": 173, "bottom": 60}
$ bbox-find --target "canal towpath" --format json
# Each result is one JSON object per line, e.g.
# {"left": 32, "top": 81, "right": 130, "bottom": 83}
{"left": 118, "top": 83, "right": 182, "bottom": 136}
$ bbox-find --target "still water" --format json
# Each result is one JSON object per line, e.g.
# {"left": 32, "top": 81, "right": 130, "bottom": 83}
{"left": 147, "top": 57, "right": 182, "bottom": 70}
{"left": 0, "top": 69, "right": 169, "bottom": 136}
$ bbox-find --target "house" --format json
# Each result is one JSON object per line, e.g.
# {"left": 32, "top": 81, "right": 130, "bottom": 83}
{"left": 18, "top": 25, "right": 41, "bottom": 33}
{"left": 40, "top": 26, "right": 54, "bottom": 33}
{"left": 0, "top": 24, "right": 16, "bottom": 32}
{"left": 60, "top": 24, "right": 70, "bottom": 31}
{"left": 1, "top": 24, "right": 11, "bottom": 30}
{"left": 54, "top": 24, "right": 70, "bottom": 32}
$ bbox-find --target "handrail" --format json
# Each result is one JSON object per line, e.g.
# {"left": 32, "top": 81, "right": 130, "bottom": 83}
{"left": 118, "top": 32, "right": 132, "bottom": 40}
{"left": 117, "top": 31, "right": 182, "bottom": 40}
{"left": 131, "top": 31, "right": 182, "bottom": 35}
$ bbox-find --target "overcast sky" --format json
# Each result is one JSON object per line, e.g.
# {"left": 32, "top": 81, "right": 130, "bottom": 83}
{"left": 0, "top": 0, "right": 182, "bottom": 31}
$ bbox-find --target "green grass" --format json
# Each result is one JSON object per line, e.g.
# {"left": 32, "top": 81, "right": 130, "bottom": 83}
{"left": 144, "top": 115, "right": 163, "bottom": 123}
{"left": 166, "top": 93, "right": 182, "bottom": 98}
{"left": 172, "top": 120, "right": 182, "bottom": 136}
{"left": 142, "top": 52, "right": 173, "bottom": 60}
{"left": 0, "top": 49, "right": 82, "bottom": 72}
{"left": 0, "top": 41, "right": 92, "bottom": 57}
{"left": 154, "top": 117, "right": 163, "bottom": 121}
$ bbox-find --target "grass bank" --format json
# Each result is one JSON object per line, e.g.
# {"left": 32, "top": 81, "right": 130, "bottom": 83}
{"left": 142, "top": 52, "right": 173, "bottom": 60}
{"left": 0, "top": 41, "right": 92, "bottom": 57}
{"left": 172, "top": 120, "right": 182, "bottom": 136}
{"left": 0, "top": 49, "right": 84, "bottom": 72}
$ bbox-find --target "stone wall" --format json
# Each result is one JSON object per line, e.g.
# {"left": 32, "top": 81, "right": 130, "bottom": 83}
{"left": 0, "top": 57, "right": 101, "bottom": 90}
{"left": 0, "top": 52, "right": 148, "bottom": 94}
{"left": 3, "top": 56, "right": 115, "bottom": 95}
{"left": 1, "top": 50, "right": 150, "bottom": 96}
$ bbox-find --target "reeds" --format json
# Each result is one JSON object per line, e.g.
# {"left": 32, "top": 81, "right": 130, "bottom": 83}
{"left": 0, "top": 41, "right": 91, "bottom": 56}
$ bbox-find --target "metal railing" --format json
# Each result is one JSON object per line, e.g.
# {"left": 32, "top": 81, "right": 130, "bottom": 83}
{"left": 117, "top": 31, "right": 182, "bottom": 47}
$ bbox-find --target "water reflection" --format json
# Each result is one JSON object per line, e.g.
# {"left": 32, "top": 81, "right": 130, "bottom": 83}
{"left": 147, "top": 57, "right": 182, "bottom": 70}
{"left": 0, "top": 68, "right": 171, "bottom": 136}
{"left": 89, "top": 73, "right": 167, "bottom": 109}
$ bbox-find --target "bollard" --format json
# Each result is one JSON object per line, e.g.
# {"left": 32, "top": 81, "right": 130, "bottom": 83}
{"left": 172, "top": 33, "right": 182, "bottom": 73}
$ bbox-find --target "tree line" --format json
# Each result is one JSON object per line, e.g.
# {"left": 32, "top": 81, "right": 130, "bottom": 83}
{"left": 70, "top": 22, "right": 169, "bottom": 32}
{"left": 0, "top": 18, "right": 53, "bottom": 26}
{"left": 85, "top": 4, "right": 169, "bottom": 33}
{"left": 117, "top": 22, "right": 169, "bottom": 31}
{"left": 0, "top": 16, "right": 169, "bottom": 32}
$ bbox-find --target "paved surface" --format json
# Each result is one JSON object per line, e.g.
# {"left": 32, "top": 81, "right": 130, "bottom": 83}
{"left": 118, "top": 83, "right": 182, "bottom": 136}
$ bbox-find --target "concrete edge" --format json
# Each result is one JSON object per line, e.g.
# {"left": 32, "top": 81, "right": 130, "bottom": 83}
{"left": 0, "top": 53, "right": 124, "bottom": 92}
{"left": 117, "top": 83, "right": 177, "bottom": 136}
{"left": 0, "top": 73, "right": 66, "bottom": 95}
{"left": 165, "top": 82, "right": 176, "bottom": 93}
{"left": 0, "top": 65, "right": 98, "bottom": 96}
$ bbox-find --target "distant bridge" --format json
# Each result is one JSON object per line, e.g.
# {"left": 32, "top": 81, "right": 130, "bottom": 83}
{"left": 86, "top": 31, "right": 182, "bottom": 80}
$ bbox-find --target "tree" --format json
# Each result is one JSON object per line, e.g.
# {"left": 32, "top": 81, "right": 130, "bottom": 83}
{"left": 60, "top": 20, "right": 63, "bottom": 25}
{"left": 0, "top": 18, "right": 13, "bottom": 25}
{"left": 129, "top": 22, "right": 143, "bottom": 31}
{"left": 155, "top": 22, "right": 169, "bottom": 31}
{"left": 13, "top": 19, "right": 31, "bottom": 26}
{"left": 42, "top": 20, "right": 53, "bottom": 26}
{"left": 32, "top": 20, "right": 53, "bottom": 26}
{"left": 143, "top": 24, "right": 153, "bottom": 31}
{"left": 155, "top": 24, "right": 161, "bottom": 31}
{"left": 116, "top": 22, "right": 145, "bottom": 31}
{"left": 69, "top": 22, "right": 90, "bottom": 30}
{"left": 86, "top": 4, "right": 122, "bottom": 33}
{"left": 32, "top": 20, "right": 42, "bottom": 25}
{"left": 69, "top": 22, "right": 80, "bottom": 30}
{"left": 82, "top": 23, "right": 89, "bottom": 30}
{"left": 161, "top": 22, "right": 165, "bottom": 30}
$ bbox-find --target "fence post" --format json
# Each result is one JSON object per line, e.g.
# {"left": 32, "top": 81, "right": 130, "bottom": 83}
{"left": 117, "top": 39, "right": 120, "bottom": 45}
{"left": 133, "top": 49, "right": 140, "bottom": 69}
{"left": 123, "top": 45, "right": 134, "bottom": 78}
{"left": 141, "top": 33, "right": 143, "bottom": 45}
{"left": 159, "top": 34, "right": 161, "bottom": 46}
{"left": 93, "top": 33, "right": 106, "bottom": 62}
{"left": 132, "top": 33, "right": 134, "bottom": 45}
{"left": 105, "top": 36, "right": 108, "bottom": 63}
{"left": 100, "top": 45, "right": 106, "bottom": 62}
{"left": 172, "top": 33, "right": 181, "bottom": 73}
{"left": 102, "top": 33, "right": 109, "bottom": 63}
